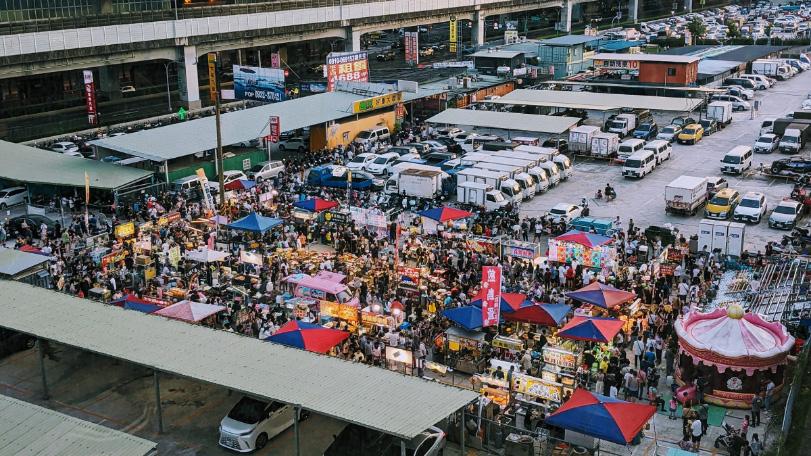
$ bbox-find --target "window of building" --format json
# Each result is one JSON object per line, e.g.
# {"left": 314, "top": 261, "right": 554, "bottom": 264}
{"left": 667, "top": 67, "right": 677, "bottom": 76}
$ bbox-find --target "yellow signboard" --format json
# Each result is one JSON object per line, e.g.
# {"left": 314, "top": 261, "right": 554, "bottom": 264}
{"left": 114, "top": 222, "right": 135, "bottom": 239}
{"left": 351, "top": 92, "right": 403, "bottom": 114}
{"left": 449, "top": 19, "right": 458, "bottom": 53}
{"left": 207, "top": 53, "right": 218, "bottom": 103}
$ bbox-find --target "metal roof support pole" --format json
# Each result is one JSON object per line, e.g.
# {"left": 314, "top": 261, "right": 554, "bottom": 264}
{"left": 460, "top": 407, "right": 466, "bottom": 454}
{"left": 37, "top": 339, "right": 49, "bottom": 401}
{"left": 400, "top": 439, "right": 406, "bottom": 456}
{"left": 153, "top": 370, "right": 164, "bottom": 434}
{"left": 293, "top": 405, "right": 301, "bottom": 456}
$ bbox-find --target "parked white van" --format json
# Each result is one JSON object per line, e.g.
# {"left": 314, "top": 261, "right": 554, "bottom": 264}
{"left": 617, "top": 138, "right": 646, "bottom": 162}
{"left": 720, "top": 145, "right": 753, "bottom": 175}
{"left": 622, "top": 150, "right": 657, "bottom": 178}
{"left": 740, "top": 74, "right": 772, "bottom": 90}
{"left": 643, "top": 140, "right": 672, "bottom": 164}
{"left": 353, "top": 126, "right": 390, "bottom": 145}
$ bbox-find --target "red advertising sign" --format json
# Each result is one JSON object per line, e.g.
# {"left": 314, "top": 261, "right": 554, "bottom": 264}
{"left": 271, "top": 52, "right": 281, "bottom": 69}
{"left": 404, "top": 32, "right": 419, "bottom": 65}
{"left": 83, "top": 70, "right": 97, "bottom": 125}
{"left": 325, "top": 52, "right": 369, "bottom": 92}
{"left": 267, "top": 115, "right": 281, "bottom": 143}
{"left": 481, "top": 266, "right": 502, "bottom": 327}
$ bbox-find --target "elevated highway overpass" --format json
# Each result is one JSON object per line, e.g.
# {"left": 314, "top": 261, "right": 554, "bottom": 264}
{"left": 0, "top": 0, "right": 595, "bottom": 108}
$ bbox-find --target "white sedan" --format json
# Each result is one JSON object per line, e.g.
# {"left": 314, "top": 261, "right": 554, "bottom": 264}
{"left": 346, "top": 153, "right": 379, "bottom": 171}
{"left": 548, "top": 203, "right": 583, "bottom": 223}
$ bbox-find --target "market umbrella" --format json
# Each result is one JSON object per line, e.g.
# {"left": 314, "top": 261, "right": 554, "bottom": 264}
{"left": 154, "top": 300, "right": 225, "bottom": 322}
{"left": 557, "top": 316, "right": 625, "bottom": 343}
{"left": 18, "top": 245, "right": 44, "bottom": 255}
{"left": 227, "top": 212, "right": 283, "bottom": 233}
{"left": 417, "top": 206, "right": 473, "bottom": 222}
{"left": 292, "top": 198, "right": 339, "bottom": 213}
{"left": 545, "top": 389, "right": 656, "bottom": 445}
{"left": 554, "top": 230, "right": 614, "bottom": 248}
{"left": 110, "top": 294, "right": 161, "bottom": 314}
{"left": 443, "top": 306, "right": 489, "bottom": 331}
{"left": 470, "top": 292, "right": 528, "bottom": 314}
{"left": 566, "top": 282, "right": 636, "bottom": 309}
{"left": 503, "top": 303, "right": 571, "bottom": 326}
{"left": 224, "top": 179, "right": 256, "bottom": 191}
{"left": 265, "top": 320, "right": 349, "bottom": 354}
{"left": 184, "top": 247, "right": 230, "bottom": 263}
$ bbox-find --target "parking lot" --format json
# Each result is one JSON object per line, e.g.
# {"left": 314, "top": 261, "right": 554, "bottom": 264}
{"left": 517, "top": 68, "right": 811, "bottom": 251}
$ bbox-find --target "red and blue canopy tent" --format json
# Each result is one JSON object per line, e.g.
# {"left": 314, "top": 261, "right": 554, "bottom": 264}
{"left": 110, "top": 294, "right": 161, "bottom": 314}
{"left": 557, "top": 316, "right": 625, "bottom": 343}
{"left": 566, "top": 281, "right": 636, "bottom": 309}
{"left": 224, "top": 179, "right": 257, "bottom": 191}
{"left": 470, "top": 291, "right": 529, "bottom": 314}
{"left": 545, "top": 389, "right": 656, "bottom": 445}
{"left": 418, "top": 207, "right": 473, "bottom": 222}
{"left": 264, "top": 320, "right": 349, "bottom": 354}
{"left": 554, "top": 230, "right": 614, "bottom": 248}
{"left": 503, "top": 303, "right": 571, "bottom": 326}
{"left": 443, "top": 305, "right": 498, "bottom": 331}
{"left": 292, "top": 198, "right": 339, "bottom": 213}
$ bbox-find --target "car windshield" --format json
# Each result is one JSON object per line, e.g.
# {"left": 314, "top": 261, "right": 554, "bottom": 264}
{"left": 350, "top": 156, "right": 368, "bottom": 163}
{"left": 710, "top": 196, "right": 730, "bottom": 206}
{"left": 757, "top": 136, "right": 773, "bottom": 143}
{"left": 550, "top": 208, "right": 566, "bottom": 215}
{"left": 662, "top": 127, "right": 677, "bottom": 134}
{"left": 608, "top": 120, "right": 625, "bottom": 128}
{"left": 637, "top": 124, "right": 653, "bottom": 131}
{"left": 723, "top": 155, "right": 741, "bottom": 164}
{"left": 227, "top": 397, "right": 267, "bottom": 424}
{"left": 783, "top": 136, "right": 799, "bottom": 144}
{"left": 373, "top": 157, "right": 388, "bottom": 164}
{"left": 250, "top": 164, "right": 264, "bottom": 172}
{"left": 739, "top": 198, "right": 760, "bottom": 208}
{"left": 625, "top": 159, "right": 642, "bottom": 168}
{"left": 775, "top": 205, "right": 797, "bottom": 214}
{"left": 683, "top": 128, "right": 696, "bottom": 134}
{"left": 357, "top": 131, "right": 371, "bottom": 138}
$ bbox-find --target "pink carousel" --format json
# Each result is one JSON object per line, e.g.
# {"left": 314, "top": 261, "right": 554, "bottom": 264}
{"left": 674, "top": 304, "right": 795, "bottom": 408}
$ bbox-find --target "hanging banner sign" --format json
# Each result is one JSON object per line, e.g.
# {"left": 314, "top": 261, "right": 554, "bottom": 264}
{"left": 267, "top": 115, "right": 281, "bottom": 142}
{"left": 404, "top": 31, "right": 419, "bottom": 65}
{"left": 207, "top": 53, "right": 219, "bottom": 103}
{"left": 271, "top": 52, "right": 281, "bottom": 69}
{"left": 449, "top": 19, "right": 458, "bottom": 53}
{"left": 83, "top": 70, "right": 98, "bottom": 125}
{"left": 481, "top": 265, "right": 502, "bottom": 327}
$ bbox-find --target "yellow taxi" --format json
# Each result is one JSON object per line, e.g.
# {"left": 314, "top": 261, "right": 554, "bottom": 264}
{"left": 676, "top": 123, "right": 705, "bottom": 145}
{"left": 705, "top": 188, "right": 741, "bottom": 219}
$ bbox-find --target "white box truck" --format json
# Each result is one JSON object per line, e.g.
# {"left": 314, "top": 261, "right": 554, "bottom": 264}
{"left": 473, "top": 162, "right": 537, "bottom": 200}
{"left": 589, "top": 132, "right": 620, "bottom": 157}
{"left": 751, "top": 59, "right": 792, "bottom": 80}
{"left": 607, "top": 113, "right": 637, "bottom": 137}
{"left": 665, "top": 175, "right": 709, "bottom": 215}
{"left": 707, "top": 101, "right": 733, "bottom": 127}
{"left": 384, "top": 168, "right": 444, "bottom": 198}
{"left": 488, "top": 150, "right": 550, "bottom": 192}
{"left": 568, "top": 125, "right": 601, "bottom": 154}
{"left": 457, "top": 181, "right": 509, "bottom": 212}
{"left": 514, "top": 145, "right": 574, "bottom": 180}
{"left": 456, "top": 167, "right": 523, "bottom": 204}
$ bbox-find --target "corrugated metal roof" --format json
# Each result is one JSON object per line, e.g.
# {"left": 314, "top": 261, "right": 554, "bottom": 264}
{"left": 0, "top": 281, "right": 478, "bottom": 440}
{"left": 0, "top": 141, "right": 153, "bottom": 190}
{"left": 426, "top": 109, "right": 580, "bottom": 134}
{"left": 470, "top": 50, "right": 525, "bottom": 59}
{"left": 90, "top": 84, "right": 446, "bottom": 162}
{"left": 592, "top": 53, "right": 701, "bottom": 63}
{"left": 697, "top": 59, "right": 745, "bottom": 76}
{"left": 598, "top": 40, "right": 646, "bottom": 52}
{"left": 0, "top": 394, "right": 157, "bottom": 456}
{"left": 0, "top": 248, "right": 49, "bottom": 277}
{"left": 539, "top": 35, "right": 601, "bottom": 46}
{"left": 494, "top": 90, "right": 704, "bottom": 112}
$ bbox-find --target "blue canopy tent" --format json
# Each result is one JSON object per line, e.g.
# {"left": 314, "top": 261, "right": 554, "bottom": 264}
{"left": 227, "top": 212, "right": 283, "bottom": 233}
{"left": 443, "top": 305, "right": 502, "bottom": 331}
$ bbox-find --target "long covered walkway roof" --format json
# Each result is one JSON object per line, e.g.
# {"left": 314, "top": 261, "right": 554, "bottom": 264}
{"left": 0, "top": 394, "right": 157, "bottom": 456}
{"left": 0, "top": 281, "right": 477, "bottom": 440}
{"left": 426, "top": 109, "right": 580, "bottom": 135}
{"left": 493, "top": 89, "right": 704, "bottom": 112}
{"left": 0, "top": 141, "right": 153, "bottom": 190}
{"left": 90, "top": 83, "right": 446, "bottom": 163}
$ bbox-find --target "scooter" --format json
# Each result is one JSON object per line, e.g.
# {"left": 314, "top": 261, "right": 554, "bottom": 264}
{"left": 713, "top": 422, "right": 738, "bottom": 450}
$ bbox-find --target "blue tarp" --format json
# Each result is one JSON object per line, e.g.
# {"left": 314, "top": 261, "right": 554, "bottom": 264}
{"left": 227, "top": 212, "right": 283, "bottom": 233}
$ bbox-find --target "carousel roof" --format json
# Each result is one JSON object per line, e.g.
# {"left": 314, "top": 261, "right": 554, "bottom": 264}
{"left": 675, "top": 305, "right": 795, "bottom": 374}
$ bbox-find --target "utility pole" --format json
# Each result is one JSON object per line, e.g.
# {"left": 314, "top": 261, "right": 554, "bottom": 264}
{"left": 208, "top": 52, "right": 225, "bottom": 206}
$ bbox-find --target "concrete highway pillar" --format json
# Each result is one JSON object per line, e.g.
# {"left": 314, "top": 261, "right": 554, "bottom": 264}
{"left": 631, "top": 0, "right": 639, "bottom": 23}
{"left": 177, "top": 45, "right": 201, "bottom": 110}
{"left": 345, "top": 27, "right": 363, "bottom": 52}
{"left": 472, "top": 11, "right": 486, "bottom": 49}
{"left": 98, "top": 65, "right": 121, "bottom": 100}
{"left": 684, "top": 0, "right": 693, "bottom": 13}
{"left": 559, "top": 2, "right": 573, "bottom": 33}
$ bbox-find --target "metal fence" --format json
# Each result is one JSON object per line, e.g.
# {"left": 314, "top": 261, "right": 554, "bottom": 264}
{"left": 774, "top": 342, "right": 811, "bottom": 456}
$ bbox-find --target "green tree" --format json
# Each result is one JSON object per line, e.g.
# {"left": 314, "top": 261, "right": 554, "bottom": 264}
{"left": 687, "top": 18, "right": 707, "bottom": 38}
{"left": 726, "top": 21, "right": 740, "bottom": 39}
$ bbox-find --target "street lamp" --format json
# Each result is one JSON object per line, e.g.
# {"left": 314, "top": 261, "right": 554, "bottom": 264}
{"left": 163, "top": 62, "right": 173, "bottom": 112}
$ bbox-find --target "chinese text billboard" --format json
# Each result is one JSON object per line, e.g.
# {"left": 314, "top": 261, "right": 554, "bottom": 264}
{"left": 325, "top": 51, "right": 369, "bottom": 92}
{"left": 481, "top": 266, "right": 502, "bottom": 327}
{"left": 233, "top": 65, "right": 286, "bottom": 102}
{"left": 82, "top": 70, "right": 97, "bottom": 125}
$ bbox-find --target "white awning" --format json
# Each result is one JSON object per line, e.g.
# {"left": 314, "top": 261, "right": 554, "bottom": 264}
{"left": 494, "top": 89, "right": 704, "bottom": 112}
{"left": 426, "top": 109, "right": 580, "bottom": 135}
{"left": 0, "top": 282, "right": 477, "bottom": 440}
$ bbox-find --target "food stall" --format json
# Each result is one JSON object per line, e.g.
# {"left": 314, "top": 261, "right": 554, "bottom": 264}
{"left": 547, "top": 230, "right": 617, "bottom": 271}
{"left": 541, "top": 344, "right": 579, "bottom": 396}
{"left": 443, "top": 326, "right": 487, "bottom": 374}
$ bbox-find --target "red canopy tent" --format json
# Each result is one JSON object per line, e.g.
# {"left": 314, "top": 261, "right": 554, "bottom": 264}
{"left": 154, "top": 300, "right": 225, "bottom": 323}
{"left": 557, "top": 316, "right": 625, "bottom": 343}
{"left": 566, "top": 282, "right": 636, "bottom": 309}
{"left": 503, "top": 303, "right": 571, "bottom": 326}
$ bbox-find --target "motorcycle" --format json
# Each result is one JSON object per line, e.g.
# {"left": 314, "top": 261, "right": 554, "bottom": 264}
{"left": 714, "top": 422, "right": 739, "bottom": 450}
